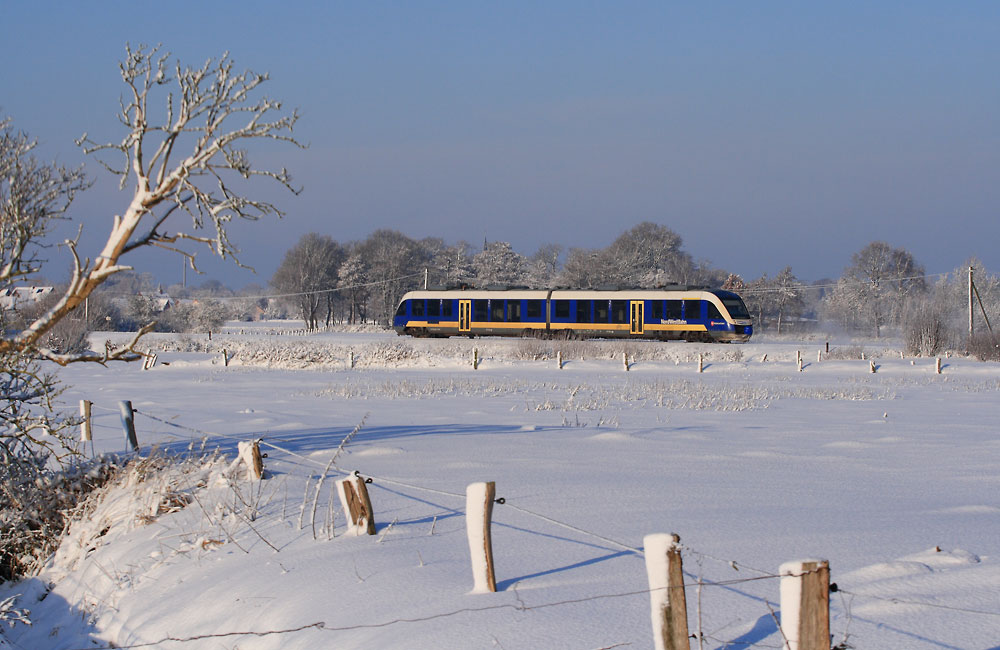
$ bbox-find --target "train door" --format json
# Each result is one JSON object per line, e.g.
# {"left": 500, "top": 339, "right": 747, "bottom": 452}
{"left": 630, "top": 301, "right": 644, "bottom": 335}
{"left": 459, "top": 300, "right": 472, "bottom": 332}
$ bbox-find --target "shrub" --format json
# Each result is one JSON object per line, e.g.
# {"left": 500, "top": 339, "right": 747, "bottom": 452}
{"left": 903, "top": 299, "right": 952, "bottom": 356}
{"left": 968, "top": 332, "right": 1000, "bottom": 361}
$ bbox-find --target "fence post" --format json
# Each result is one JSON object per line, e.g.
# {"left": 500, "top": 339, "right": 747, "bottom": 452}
{"left": 237, "top": 439, "right": 264, "bottom": 480}
{"left": 796, "top": 350, "right": 801, "bottom": 365}
{"left": 779, "top": 559, "right": 830, "bottom": 650}
{"left": 79, "top": 400, "right": 92, "bottom": 442}
{"left": 335, "top": 472, "right": 376, "bottom": 536}
{"left": 119, "top": 400, "right": 138, "bottom": 452}
{"left": 644, "top": 533, "right": 689, "bottom": 650}
{"left": 223, "top": 349, "right": 229, "bottom": 367}
{"left": 465, "top": 481, "right": 497, "bottom": 593}
{"left": 870, "top": 360, "right": 877, "bottom": 374}
{"left": 473, "top": 347, "right": 479, "bottom": 370}
{"left": 623, "top": 351, "right": 630, "bottom": 372}
{"left": 797, "top": 358, "right": 803, "bottom": 372}
{"left": 936, "top": 357, "right": 942, "bottom": 374}
{"left": 817, "top": 350, "right": 822, "bottom": 363}
{"left": 697, "top": 353, "right": 703, "bottom": 373}
{"left": 557, "top": 350, "right": 563, "bottom": 370}
{"left": 349, "top": 350, "right": 355, "bottom": 369}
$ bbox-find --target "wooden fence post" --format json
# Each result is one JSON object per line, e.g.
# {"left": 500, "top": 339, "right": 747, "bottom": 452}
{"left": 644, "top": 533, "right": 689, "bottom": 650}
{"left": 697, "top": 353, "right": 703, "bottom": 373}
{"left": 349, "top": 350, "right": 355, "bottom": 369}
{"left": 473, "top": 347, "right": 479, "bottom": 370}
{"left": 817, "top": 350, "right": 822, "bottom": 363}
{"left": 557, "top": 350, "right": 563, "bottom": 370}
{"left": 237, "top": 439, "right": 264, "bottom": 480}
{"left": 223, "top": 349, "right": 230, "bottom": 367}
{"left": 465, "top": 481, "right": 497, "bottom": 593}
{"left": 119, "top": 400, "right": 138, "bottom": 452}
{"left": 79, "top": 400, "right": 92, "bottom": 442}
{"left": 797, "top": 358, "right": 803, "bottom": 372}
{"left": 779, "top": 559, "right": 830, "bottom": 650}
{"left": 623, "top": 351, "right": 630, "bottom": 372}
{"left": 936, "top": 357, "right": 942, "bottom": 374}
{"left": 870, "top": 360, "right": 877, "bottom": 373}
{"left": 335, "top": 472, "right": 376, "bottom": 536}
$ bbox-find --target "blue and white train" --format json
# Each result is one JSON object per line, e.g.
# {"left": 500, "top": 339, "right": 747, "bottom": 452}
{"left": 392, "top": 287, "right": 752, "bottom": 342}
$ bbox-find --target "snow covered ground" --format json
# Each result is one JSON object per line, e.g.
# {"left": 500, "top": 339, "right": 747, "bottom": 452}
{"left": 3, "top": 327, "right": 1000, "bottom": 649}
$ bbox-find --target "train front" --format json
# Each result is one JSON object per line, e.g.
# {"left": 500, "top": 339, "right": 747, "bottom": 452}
{"left": 714, "top": 290, "right": 753, "bottom": 342}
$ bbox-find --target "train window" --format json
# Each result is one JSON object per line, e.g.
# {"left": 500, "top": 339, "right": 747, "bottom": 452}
{"left": 412, "top": 300, "right": 425, "bottom": 317}
{"left": 508, "top": 301, "right": 521, "bottom": 322}
{"left": 706, "top": 302, "right": 722, "bottom": 320}
{"left": 666, "top": 301, "right": 682, "bottom": 319}
{"left": 442, "top": 300, "right": 453, "bottom": 318}
{"left": 722, "top": 298, "right": 750, "bottom": 319}
{"left": 526, "top": 300, "right": 542, "bottom": 319}
{"left": 576, "top": 300, "right": 592, "bottom": 323}
{"left": 650, "top": 300, "right": 663, "bottom": 320}
{"left": 490, "top": 300, "right": 505, "bottom": 321}
{"left": 427, "top": 299, "right": 440, "bottom": 318}
{"left": 595, "top": 301, "right": 609, "bottom": 323}
{"left": 395, "top": 302, "right": 407, "bottom": 317}
{"left": 683, "top": 300, "right": 702, "bottom": 320}
{"left": 474, "top": 300, "right": 488, "bottom": 322}
{"left": 610, "top": 300, "right": 628, "bottom": 324}
{"left": 554, "top": 300, "right": 570, "bottom": 319}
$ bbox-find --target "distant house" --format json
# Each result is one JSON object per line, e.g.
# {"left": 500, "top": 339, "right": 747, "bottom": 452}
{"left": 0, "top": 286, "right": 54, "bottom": 311}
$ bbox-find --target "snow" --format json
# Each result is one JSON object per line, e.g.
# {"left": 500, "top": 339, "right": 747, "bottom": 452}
{"left": 2, "top": 328, "right": 1000, "bottom": 648}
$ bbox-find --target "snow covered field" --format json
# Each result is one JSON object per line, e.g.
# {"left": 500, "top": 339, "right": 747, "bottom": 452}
{"left": 3, "top": 327, "right": 1000, "bottom": 649}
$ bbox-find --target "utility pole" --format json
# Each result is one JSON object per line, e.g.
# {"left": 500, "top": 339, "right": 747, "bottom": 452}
{"left": 424, "top": 268, "right": 429, "bottom": 290}
{"left": 969, "top": 266, "right": 974, "bottom": 339}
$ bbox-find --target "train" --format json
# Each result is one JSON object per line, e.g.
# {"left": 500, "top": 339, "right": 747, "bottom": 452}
{"left": 392, "top": 287, "right": 753, "bottom": 342}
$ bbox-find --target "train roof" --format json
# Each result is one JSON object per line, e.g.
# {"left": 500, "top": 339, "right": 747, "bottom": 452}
{"left": 399, "top": 287, "right": 742, "bottom": 301}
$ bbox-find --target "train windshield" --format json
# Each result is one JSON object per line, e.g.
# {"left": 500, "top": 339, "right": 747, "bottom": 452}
{"left": 722, "top": 298, "right": 750, "bottom": 319}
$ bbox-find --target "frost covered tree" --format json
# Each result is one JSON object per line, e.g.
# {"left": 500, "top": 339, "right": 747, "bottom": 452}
{"left": 525, "top": 243, "right": 562, "bottom": 288}
{"left": 337, "top": 253, "right": 370, "bottom": 324}
{"left": 1, "top": 44, "right": 301, "bottom": 561}
{"left": 556, "top": 247, "right": 611, "bottom": 288}
{"left": 271, "top": 234, "right": 344, "bottom": 330}
{"left": 473, "top": 241, "right": 527, "bottom": 287}
{"left": 356, "top": 230, "right": 425, "bottom": 325}
{"left": 603, "top": 222, "right": 694, "bottom": 286}
{"left": 824, "top": 241, "right": 925, "bottom": 337}
{"left": 429, "top": 241, "right": 475, "bottom": 287}
{"left": 769, "top": 266, "right": 805, "bottom": 334}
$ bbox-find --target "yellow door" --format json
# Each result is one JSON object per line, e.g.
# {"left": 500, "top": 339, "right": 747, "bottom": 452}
{"left": 459, "top": 300, "right": 472, "bottom": 332}
{"left": 630, "top": 301, "right": 644, "bottom": 335}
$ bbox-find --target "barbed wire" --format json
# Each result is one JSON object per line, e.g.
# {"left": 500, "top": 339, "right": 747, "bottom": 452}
{"left": 837, "top": 588, "right": 1000, "bottom": 617}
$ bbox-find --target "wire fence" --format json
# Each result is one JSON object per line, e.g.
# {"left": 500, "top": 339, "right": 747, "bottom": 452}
{"left": 68, "top": 402, "right": 1000, "bottom": 649}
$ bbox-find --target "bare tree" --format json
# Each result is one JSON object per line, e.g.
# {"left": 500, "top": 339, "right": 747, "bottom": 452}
{"left": 271, "top": 234, "right": 344, "bottom": 330}
{"left": 2, "top": 44, "right": 302, "bottom": 364}
{"left": 337, "top": 253, "right": 370, "bottom": 324}
{"left": 356, "top": 230, "right": 425, "bottom": 325}
{"left": 1, "top": 44, "right": 301, "bottom": 503}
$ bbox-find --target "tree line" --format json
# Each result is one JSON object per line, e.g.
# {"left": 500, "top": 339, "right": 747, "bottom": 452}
{"left": 270, "top": 226, "right": 999, "bottom": 354}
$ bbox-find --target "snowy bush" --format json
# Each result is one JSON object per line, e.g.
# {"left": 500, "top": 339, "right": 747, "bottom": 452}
{"left": 903, "top": 298, "right": 952, "bottom": 356}
{"left": 967, "top": 332, "right": 1000, "bottom": 361}
{"left": 0, "top": 456, "right": 118, "bottom": 582}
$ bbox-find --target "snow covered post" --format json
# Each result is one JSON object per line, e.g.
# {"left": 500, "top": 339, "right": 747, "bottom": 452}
{"left": 817, "top": 350, "right": 822, "bottom": 363}
{"left": 779, "top": 559, "right": 830, "bottom": 650}
{"left": 697, "top": 353, "right": 704, "bottom": 373}
{"left": 237, "top": 439, "right": 264, "bottom": 480}
{"left": 222, "top": 348, "right": 230, "bottom": 367}
{"left": 870, "top": 360, "right": 877, "bottom": 373}
{"left": 79, "top": 399, "right": 92, "bottom": 442}
{"left": 335, "top": 472, "right": 376, "bottom": 536}
{"left": 557, "top": 349, "right": 563, "bottom": 370}
{"left": 797, "top": 357, "right": 803, "bottom": 372}
{"left": 119, "top": 400, "right": 138, "bottom": 452}
{"left": 623, "top": 351, "right": 629, "bottom": 372}
{"left": 796, "top": 350, "right": 801, "bottom": 365}
{"left": 473, "top": 347, "right": 479, "bottom": 370}
{"left": 936, "top": 357, "right": 942, "bottom": 374}
{"left": 465, "top": 481, "right": 498, "bottom": 593}
{"left": 644, "top": 533, "right": 689, "bottom": 650}
{"left": 349, "top": 350, "right": 355, "bottom": 369}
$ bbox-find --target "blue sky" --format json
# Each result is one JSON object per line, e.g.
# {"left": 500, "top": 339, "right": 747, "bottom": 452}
{"left": 3, "top": 2, "right": 998, "bottom": 288}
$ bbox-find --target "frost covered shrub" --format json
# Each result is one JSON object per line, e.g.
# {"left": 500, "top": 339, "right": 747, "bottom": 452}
{"left": 968, "top": 333, "right": 1000, "bottom": 361}
{"left": 0, "top": 456, "right": 119, "bottom": 581}
{"left": 363, "top": 341, "right": 419, "bottom": 366}
{"left": 903, "top": 299, "right": 952, "bottom": 356}
{"left": 826, "top": 345, "right": 866, "bottom": 360}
